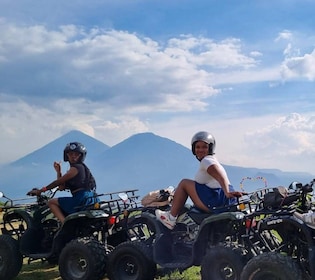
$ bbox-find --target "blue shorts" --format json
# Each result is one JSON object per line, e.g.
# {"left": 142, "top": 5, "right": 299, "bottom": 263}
{"left": 58, "top": 190, "right": 100, "bottom": 215}
{"left": 195, "top": 182, "right": 237, "bottom": 211}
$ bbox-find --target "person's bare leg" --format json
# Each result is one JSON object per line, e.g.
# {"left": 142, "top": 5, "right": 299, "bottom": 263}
{"left": 48, "top": 198, "right": 65, "bottom": 223}
{"left": 170, "top": 179, "right": 209, "bottom": 217}
{"left": 170, "top": 179, "right": 189, "bottom": 217}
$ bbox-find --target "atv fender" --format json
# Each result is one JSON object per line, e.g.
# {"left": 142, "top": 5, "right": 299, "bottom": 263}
{"left": 63, "top": 209, "right": 109, "bottom": 223}
{"left": 193, "top": 211, "right": 245, "bottom": 263}
{"left": 141, "top": 212, "right": 164, "bottom": 237}
{"left": 259, "top": 215, "right": 315, "bottom": 246}
{"left": 3, "top": 209, "right": 34, "bottom": 229}
{"left": 199, "top": 211, "right": 245, "bottom": 227}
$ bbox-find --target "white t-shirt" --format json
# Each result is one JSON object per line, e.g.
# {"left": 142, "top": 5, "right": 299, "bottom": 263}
{"left": 194, "top": 155, "right": 230, "bottom": 189}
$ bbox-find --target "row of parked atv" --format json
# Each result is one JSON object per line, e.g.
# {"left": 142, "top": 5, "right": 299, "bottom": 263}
{"left": 106, "top": 179, "right": 315, "bottom": 280}
{"left": 0, "top": 179, "right": 315, "bottom": 280}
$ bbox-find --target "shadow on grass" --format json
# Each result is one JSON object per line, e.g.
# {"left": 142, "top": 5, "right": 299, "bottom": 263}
{"left": 16, "top": 261, "right": 61, "bottom": 280}
{"left": 16, "top": 262, "right": 199, "bottom": 280}
{"left": 17, "top": 260, "right": 111, "bottom": 280}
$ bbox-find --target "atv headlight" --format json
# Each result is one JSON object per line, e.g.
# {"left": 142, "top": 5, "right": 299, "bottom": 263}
{"left": 91, "top": 210, "right": 109, "bottom": 218}
{"left": 235, "top": 212, "right": 245, "bottom": 220}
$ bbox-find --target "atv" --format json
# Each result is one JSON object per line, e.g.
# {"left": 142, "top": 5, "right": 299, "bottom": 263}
{"left": 0, "top": 188, "right": 109, "bottom": 280}
{"left": 106, "top": 179, "right": 315, "bottom": 280}
{"left": 106, "top": 197, "right": 252, "bottom": 280}
{"left": 240, "top": 179, "right": 315, "bottom": 280}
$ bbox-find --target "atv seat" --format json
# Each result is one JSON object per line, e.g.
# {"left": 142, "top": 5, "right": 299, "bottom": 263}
{"left": 188, "top": 203, "right": 239, "bottom": 225}
{"left": 187, "top": 206, "right": 211, "bottom": 225}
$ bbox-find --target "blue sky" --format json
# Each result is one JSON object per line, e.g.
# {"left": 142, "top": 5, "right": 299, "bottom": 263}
{"left": 1, "top": 0, "right": 315, "bottom": 174}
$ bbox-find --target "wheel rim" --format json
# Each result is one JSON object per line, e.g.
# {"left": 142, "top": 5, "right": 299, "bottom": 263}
{"left": 66, "top": 253, "right": 88, "bottom": 278}
{"left": 117, "top": 254, "right": 140, "bottom": 278}
{"left": 218, "top": 262, "right": 237, "bottom": 280}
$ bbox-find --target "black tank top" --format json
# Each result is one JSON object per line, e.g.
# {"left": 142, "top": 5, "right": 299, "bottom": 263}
{"left": 65, "top": 163, "right": 86, "bottom": 192}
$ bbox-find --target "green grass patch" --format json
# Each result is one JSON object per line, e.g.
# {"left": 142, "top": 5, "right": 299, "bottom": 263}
{"left": 16, "top": 261, "right": 200, "bottom": 280}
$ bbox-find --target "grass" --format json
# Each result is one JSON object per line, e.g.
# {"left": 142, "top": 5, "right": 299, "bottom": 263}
{"left": 15, "top": 260, "right": 200, "bottom": 280}
{"left": 16, "top": 260, "right": 61, "bottom": 280}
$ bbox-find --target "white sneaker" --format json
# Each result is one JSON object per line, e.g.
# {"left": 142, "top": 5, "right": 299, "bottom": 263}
{"left": 155, "top": 209, "right": 176, "bottom": 230}
{"left": 294, "top": 212, "right": 315, "bottom": 229}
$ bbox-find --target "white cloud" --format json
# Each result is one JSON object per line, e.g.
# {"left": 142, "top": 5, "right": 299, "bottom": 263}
{"left": 281, "top": 49, "right": 315, "bottom": 81}
{"left": 1, "top": 15, "right": 315, "bottom": 176}
{"left": 167, "top": 36, "right": 258, "bottom": 69}
{"left": 0, "top": 22, "right": 224, "bottom": 112}
{"left": 242, "top": 113, "right": 315, "bottom": 173}
{"left": 275, "top": 30, "right": 293, "bottom": 42}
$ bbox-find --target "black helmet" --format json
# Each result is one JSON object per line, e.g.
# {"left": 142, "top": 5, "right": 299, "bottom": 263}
{"left": 63, "top": 142, "right": 87, "bottom": 162}
{"left": 191, "top": 131, "right": 216, "bottom": 155}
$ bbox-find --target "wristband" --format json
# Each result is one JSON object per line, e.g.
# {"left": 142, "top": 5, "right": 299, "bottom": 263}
{"left": 41, "top": 186, "right": 47, "bottom": 192}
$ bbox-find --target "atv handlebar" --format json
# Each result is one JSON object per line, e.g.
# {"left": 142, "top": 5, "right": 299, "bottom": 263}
{"left": 26, "top": 187, "right": 59, "bottom": 206}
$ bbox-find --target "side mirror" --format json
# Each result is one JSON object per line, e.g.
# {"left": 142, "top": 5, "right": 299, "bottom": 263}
{"left": 249, "top": 193, "right": 260, "bottom": 204}
{"left": 288, "top": 181, "right": 302, "bottom": 190}
{"left": 118, "top": 193, "right": 128, "bottom": 202}
{"left": 0, "top": 191, "right": 3, "bottom": 198}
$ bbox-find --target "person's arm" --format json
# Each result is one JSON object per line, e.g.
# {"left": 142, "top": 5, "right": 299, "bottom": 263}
{"left": 206, "top": 164, "right": 234, "bottom": 197}
{"left": 54, "top": 161, "right": 62, "bottom": 178}
{"left": 207, "top": 164, "right": 244, "bottom": 198}
{"left": 30, "top": 167, "right": 78, "bottom": 196}
{"left": 54, "top": 161, "right": 65, "bottom": 189}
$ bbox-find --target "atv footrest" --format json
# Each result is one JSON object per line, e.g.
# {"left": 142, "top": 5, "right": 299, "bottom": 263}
{"left": 27, "top": 252, "right": 51, "bottom": 263}
{"left": 159, "top": 256, "right": 192, "bottom": 270}
{"left": 160, "top": 260, "right": 191, "bottom": 270}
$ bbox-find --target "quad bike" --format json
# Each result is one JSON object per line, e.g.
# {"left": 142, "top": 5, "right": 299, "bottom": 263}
{"left": 240, "top": 179, "right": 315, "bottom": 280}
{"left": 106, "top": 193, "right": 254, "bottom": 280}
{"left": 106, "top": 179, "right": 315, "bottom": 280}
{"left": 0, "top": 188, "right": 110, "bottom": 280}
{"left": 235, "top": 180, "right": 312, "bottom": 256}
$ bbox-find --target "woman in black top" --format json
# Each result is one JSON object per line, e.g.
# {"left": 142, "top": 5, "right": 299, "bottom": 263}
{"left": 28, "top": 142, "right": 97, "bottom": 224}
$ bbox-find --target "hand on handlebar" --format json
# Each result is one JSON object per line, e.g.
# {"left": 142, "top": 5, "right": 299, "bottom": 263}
{"left": 228, "top": 191, "right": 247, "bottom": 198}
{"left": 58, "top": 185, "right": 66, "bottom": 191}
{"left": 27, "top": 188, "right": 41, "bottom": 196}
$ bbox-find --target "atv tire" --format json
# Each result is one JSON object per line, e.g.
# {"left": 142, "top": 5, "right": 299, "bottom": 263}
{"left": 58, "top": 237, "right": 107, "bottom": 280}
{"left": 201, "top": 245, "right": 246, "bottom": 280}
{"left": 0, "top": 234, "right": 23, "bottom": 279}
{"left": 240, "top": 252, "right": 303, "bottom": 280}
{"left": 2, "top": 211, "right": 33, "bottom": 239}
{"left": 107, "top": 241, "right": 156, "bottom": 280}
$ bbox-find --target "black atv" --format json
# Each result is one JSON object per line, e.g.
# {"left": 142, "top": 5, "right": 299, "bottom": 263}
{"left": 0, "top": 188, "right": 109, "bottom": 280}
{"left": 106, "top": 198, "right": 252, "bottom": 280}
{"left": 240, "top": 179, "right": 315, "bottom": 280}
{"left": 106, "top": 179, "right": 315, "bottom": 280}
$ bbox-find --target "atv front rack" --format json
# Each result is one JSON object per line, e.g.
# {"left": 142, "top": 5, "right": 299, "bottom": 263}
{"left": 97, "top": 189, "right": 140, "bottom": 215}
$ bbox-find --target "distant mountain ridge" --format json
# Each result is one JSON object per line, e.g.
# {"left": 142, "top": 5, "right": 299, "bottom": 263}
{"left": 12, "top": 130, "right": 110, "bottom": 166}
{"left": 0, "top": 130, "right": 313, "bottom": 199}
